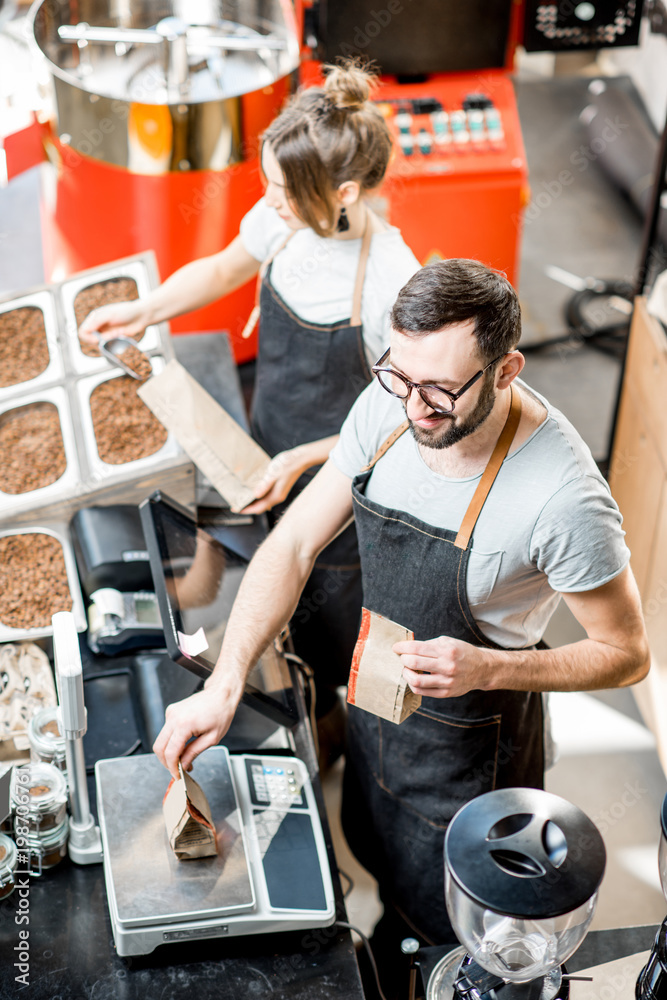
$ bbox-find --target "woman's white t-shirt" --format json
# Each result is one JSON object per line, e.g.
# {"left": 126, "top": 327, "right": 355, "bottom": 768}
{"left": 239, "top": 198, "right": 421, "bottom": 363}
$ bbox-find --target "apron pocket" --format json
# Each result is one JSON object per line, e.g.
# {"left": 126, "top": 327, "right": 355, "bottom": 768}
{"left": 377, "top": 706, "right": 502, "bottom": 827}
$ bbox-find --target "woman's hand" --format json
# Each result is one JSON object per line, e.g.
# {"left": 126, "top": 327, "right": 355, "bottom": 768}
{"left": 78, "top": 299, "right": 151, "bottom": 344}
{"left": 242, "top": 447, "right": 311, "bottom": 514}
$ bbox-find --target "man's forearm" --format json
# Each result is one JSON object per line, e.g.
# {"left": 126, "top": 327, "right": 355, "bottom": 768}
{"left": 481, "top": 635, "right": 650, "bottom": 693}
{"left": 399, "top": 567, "right": 650, "bottom": 700}
{"left": 483, "top": 568, "right": 650, "bottom": 693}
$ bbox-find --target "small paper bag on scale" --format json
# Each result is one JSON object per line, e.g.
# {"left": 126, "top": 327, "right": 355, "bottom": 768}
{"left": 163, "top": 763, "right": 218, "bottom": 860}
{"left": 347, "top": 608, "right": 421, "bottom": 724}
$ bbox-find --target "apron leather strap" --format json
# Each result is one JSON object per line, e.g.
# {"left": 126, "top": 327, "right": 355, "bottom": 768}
{"left": 243, "top": 209, "right": 372, "bottom": 339}
{"left": 454, "top": 385, "right": 522, "bottom": 550}
{"left": 362, "top": 419, "right": 410, "bottom": 472}
{"left": 241, "top": 232, "right": 295, "bottom": 339}
{"left": 350, "top": 215, "right": 373, "bottom": 327}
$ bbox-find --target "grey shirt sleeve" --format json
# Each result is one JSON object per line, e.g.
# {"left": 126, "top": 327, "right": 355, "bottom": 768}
{"left": 529, "top": 474, "right": 630, "bottom": 592}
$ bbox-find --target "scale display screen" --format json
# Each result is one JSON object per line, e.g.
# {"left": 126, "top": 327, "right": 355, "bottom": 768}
{"left": 140, "top": 491, "right": 298, "bottom": 728}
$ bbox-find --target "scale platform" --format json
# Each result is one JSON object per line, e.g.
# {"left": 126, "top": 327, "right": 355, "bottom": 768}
{"left": 95, "top": 746, "right": 336, "bottom": 956}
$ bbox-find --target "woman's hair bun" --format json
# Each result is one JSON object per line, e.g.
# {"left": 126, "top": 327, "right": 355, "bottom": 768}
{"left": 323, "top": 60, "right": 377, "bottom": 111}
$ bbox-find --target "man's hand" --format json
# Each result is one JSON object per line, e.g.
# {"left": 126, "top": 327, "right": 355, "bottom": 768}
{"left": 78, "top": 300, "right": 150, "bottom": 343}
{"left": 393, "top": 636, "right": 488, "bottom": 699}
{"left": 153, "top": 683, "right": 240, "bottom": 778}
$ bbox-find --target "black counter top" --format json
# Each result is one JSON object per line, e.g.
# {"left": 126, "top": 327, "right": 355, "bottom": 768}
{"left": 0, "top": 857, "right": 361, "bottom": 1000}
{"left": 0, "top": 646, "right": 365, "bottom": 1000}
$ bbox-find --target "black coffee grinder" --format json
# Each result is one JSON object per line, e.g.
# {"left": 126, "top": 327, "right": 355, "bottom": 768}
{"left": 430, "top": 788, "right": 606, "bottom": 1000}
{"left": 636, "top": 794, "right": 667, "bottom": 1000}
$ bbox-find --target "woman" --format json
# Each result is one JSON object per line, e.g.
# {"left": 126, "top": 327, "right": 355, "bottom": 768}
{"left": 79, "top": 61, "right": 420, "bottom": 742}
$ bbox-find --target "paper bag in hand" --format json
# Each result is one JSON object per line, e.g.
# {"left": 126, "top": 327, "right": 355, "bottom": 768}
{"left": 138, "top": 359, "right": 271, "bottom": 512}
{"left": 163, "top": 763, "right": 217, "bottom": 860}
{"left": 347, "top": 608, "right": 421, "bottom": 724}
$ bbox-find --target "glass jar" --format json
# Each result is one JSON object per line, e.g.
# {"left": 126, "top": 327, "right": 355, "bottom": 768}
{"left": 0, "top": 833, "right": 18, "bottom": 900}
{"left": 25, "top": 818, "right": 69, "bottom": 872}
{"left": 28, "top": 707, "right": 67, "bottom": 774}
{"left": 11, "top": 762, "right": 68, "bottom": 835}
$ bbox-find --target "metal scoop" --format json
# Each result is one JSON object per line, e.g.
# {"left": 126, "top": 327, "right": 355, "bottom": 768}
{"left": 95, "top": 332, "right": 151, "bottom": 380}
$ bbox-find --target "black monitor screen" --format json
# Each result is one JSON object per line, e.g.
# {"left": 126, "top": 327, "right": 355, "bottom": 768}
{"left": 140, "top": 492, "right": 298, "bottom": 727}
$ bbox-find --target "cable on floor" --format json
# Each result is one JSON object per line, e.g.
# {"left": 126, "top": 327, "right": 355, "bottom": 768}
{"left": 337, "top": 868, "right": 355, "bottom": 899}
{"left": 521, "top": 279, "right": 634, "bottom": 360}
{"left": 335, "top": 920, "right": 390, "bottom": 1000}
{"left": 283, "top": 651, "right": 318, "bottom": 751}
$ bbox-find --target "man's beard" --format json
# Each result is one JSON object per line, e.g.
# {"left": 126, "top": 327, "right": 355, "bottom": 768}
{"left": 408, "top": 371, "right": 496, "bottom": 450}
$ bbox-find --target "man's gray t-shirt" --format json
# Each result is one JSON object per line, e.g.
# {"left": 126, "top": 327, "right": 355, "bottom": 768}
{"left": 330, "top": 378, "right": 630, "bottom": 648}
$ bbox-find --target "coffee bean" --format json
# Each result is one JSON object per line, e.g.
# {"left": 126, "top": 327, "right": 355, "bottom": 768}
{"left": 0, "top": 307, "right": 49, "bottom": 387}
{"left": 74, "top": 278, "right": 142, "bottom": 357}
{"left": 117, "top": 345, "right": 152, "bottom": 381}
{"left": 90, "top": 375, "right": 167, "bottom": 464}
{"left": 0, "top": 533, "right": 72, "bottom": 629}
{"left": 0, "top": 402, "right": 67, "bottom": 494}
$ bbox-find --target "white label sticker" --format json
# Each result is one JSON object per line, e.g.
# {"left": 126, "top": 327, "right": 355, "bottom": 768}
{"left": 177, "top": 627, "right": 209, "bottom": 657}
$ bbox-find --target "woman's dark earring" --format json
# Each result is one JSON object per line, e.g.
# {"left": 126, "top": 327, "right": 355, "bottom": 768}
{"left": 337, "top": 206, "right": 350, "bottom": 233}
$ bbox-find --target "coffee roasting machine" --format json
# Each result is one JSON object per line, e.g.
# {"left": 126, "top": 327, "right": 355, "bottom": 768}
{"left": 1, "top": 1, "right": 649, "bottom": 360}
{"left": 3, "top": 0, "right": 300, "bottom": 362}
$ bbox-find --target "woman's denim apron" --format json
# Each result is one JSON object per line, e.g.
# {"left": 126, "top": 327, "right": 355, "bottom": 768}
{"left": 250, "top": 225, "right": 372, "bottom": 691}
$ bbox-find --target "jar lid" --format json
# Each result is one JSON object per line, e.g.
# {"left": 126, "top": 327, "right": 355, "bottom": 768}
{"left": 0, "top": 833, "right": 18, "bottom": 874}
{"left": 11, "top": 761, "right": 68, "bottom": 813}
{"left": 25, "top": 817, "right": 69, "bottom": 850}
{"left": 28, "top": 707, "right": 66, "bottom": 756}
{"left": 445, "top": 787, "right": 606, "bottom": 919}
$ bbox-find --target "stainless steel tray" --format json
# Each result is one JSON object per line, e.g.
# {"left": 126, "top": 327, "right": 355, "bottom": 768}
{"left": 0, "top": 386, "right": 81, "bottom": 518}
{"left": 0, "top": 290, "right": 65, "bottom": 401}
{"left": 0, "top": 521, "right": 86, "bottom": 642}
{"left": 75, "top": 356, "right": 182, "bottom": 478}
{"left": 60, "top": 258, "right": 163, "bottom": 376}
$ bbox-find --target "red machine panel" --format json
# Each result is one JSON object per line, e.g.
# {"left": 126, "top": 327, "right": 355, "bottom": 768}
{"left": 38, "top": 129, "right": 270, "bottom": 365}
{"left": 374, "top": 72, "right": 529, "bottom": 287}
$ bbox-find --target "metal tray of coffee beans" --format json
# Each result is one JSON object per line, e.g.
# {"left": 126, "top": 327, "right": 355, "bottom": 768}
{"left": 61, "top": 259, "right": 164, "bottom": 377}
{"left": 0, "top": 290, "right": 65, "bottom": 401}
{"left": 0, "top": 522, "right": 86, "bottom": 642}
{"left": 0, "top": 387, "right": 81, "bottom": 518}
{"left": 75, "top": 356, "right": 182, "bottom": 477}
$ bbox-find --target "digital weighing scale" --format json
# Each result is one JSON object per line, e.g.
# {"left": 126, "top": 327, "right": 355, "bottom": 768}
{"left": 96, "top": 745, "right": 335, "bottom": 956}
{"left": 91, "top": 491, "right": 335, "bottom": 956}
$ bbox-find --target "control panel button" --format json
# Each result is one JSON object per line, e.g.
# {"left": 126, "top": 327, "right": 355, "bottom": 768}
{"left": 417, "top": 130, "right": 433, "bottom": 155}
{"left": 395, "top": 112, "right": 412, "bottom": 133}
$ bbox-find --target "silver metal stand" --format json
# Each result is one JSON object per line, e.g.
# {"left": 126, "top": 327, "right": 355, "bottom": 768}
{"left": 52, "top": 612, "right": 103, "bottom": 865}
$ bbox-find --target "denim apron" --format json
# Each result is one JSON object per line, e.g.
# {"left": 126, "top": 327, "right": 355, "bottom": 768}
{"left": 250, "top": 224, "right": 373, "bottom": 690}
{"left": 342, "top": 388, "right": 544, "bottom": 943}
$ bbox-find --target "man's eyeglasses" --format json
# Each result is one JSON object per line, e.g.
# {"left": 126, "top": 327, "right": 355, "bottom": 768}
{"left": 371, "top": 349, "right": 506, "bottom": 414}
